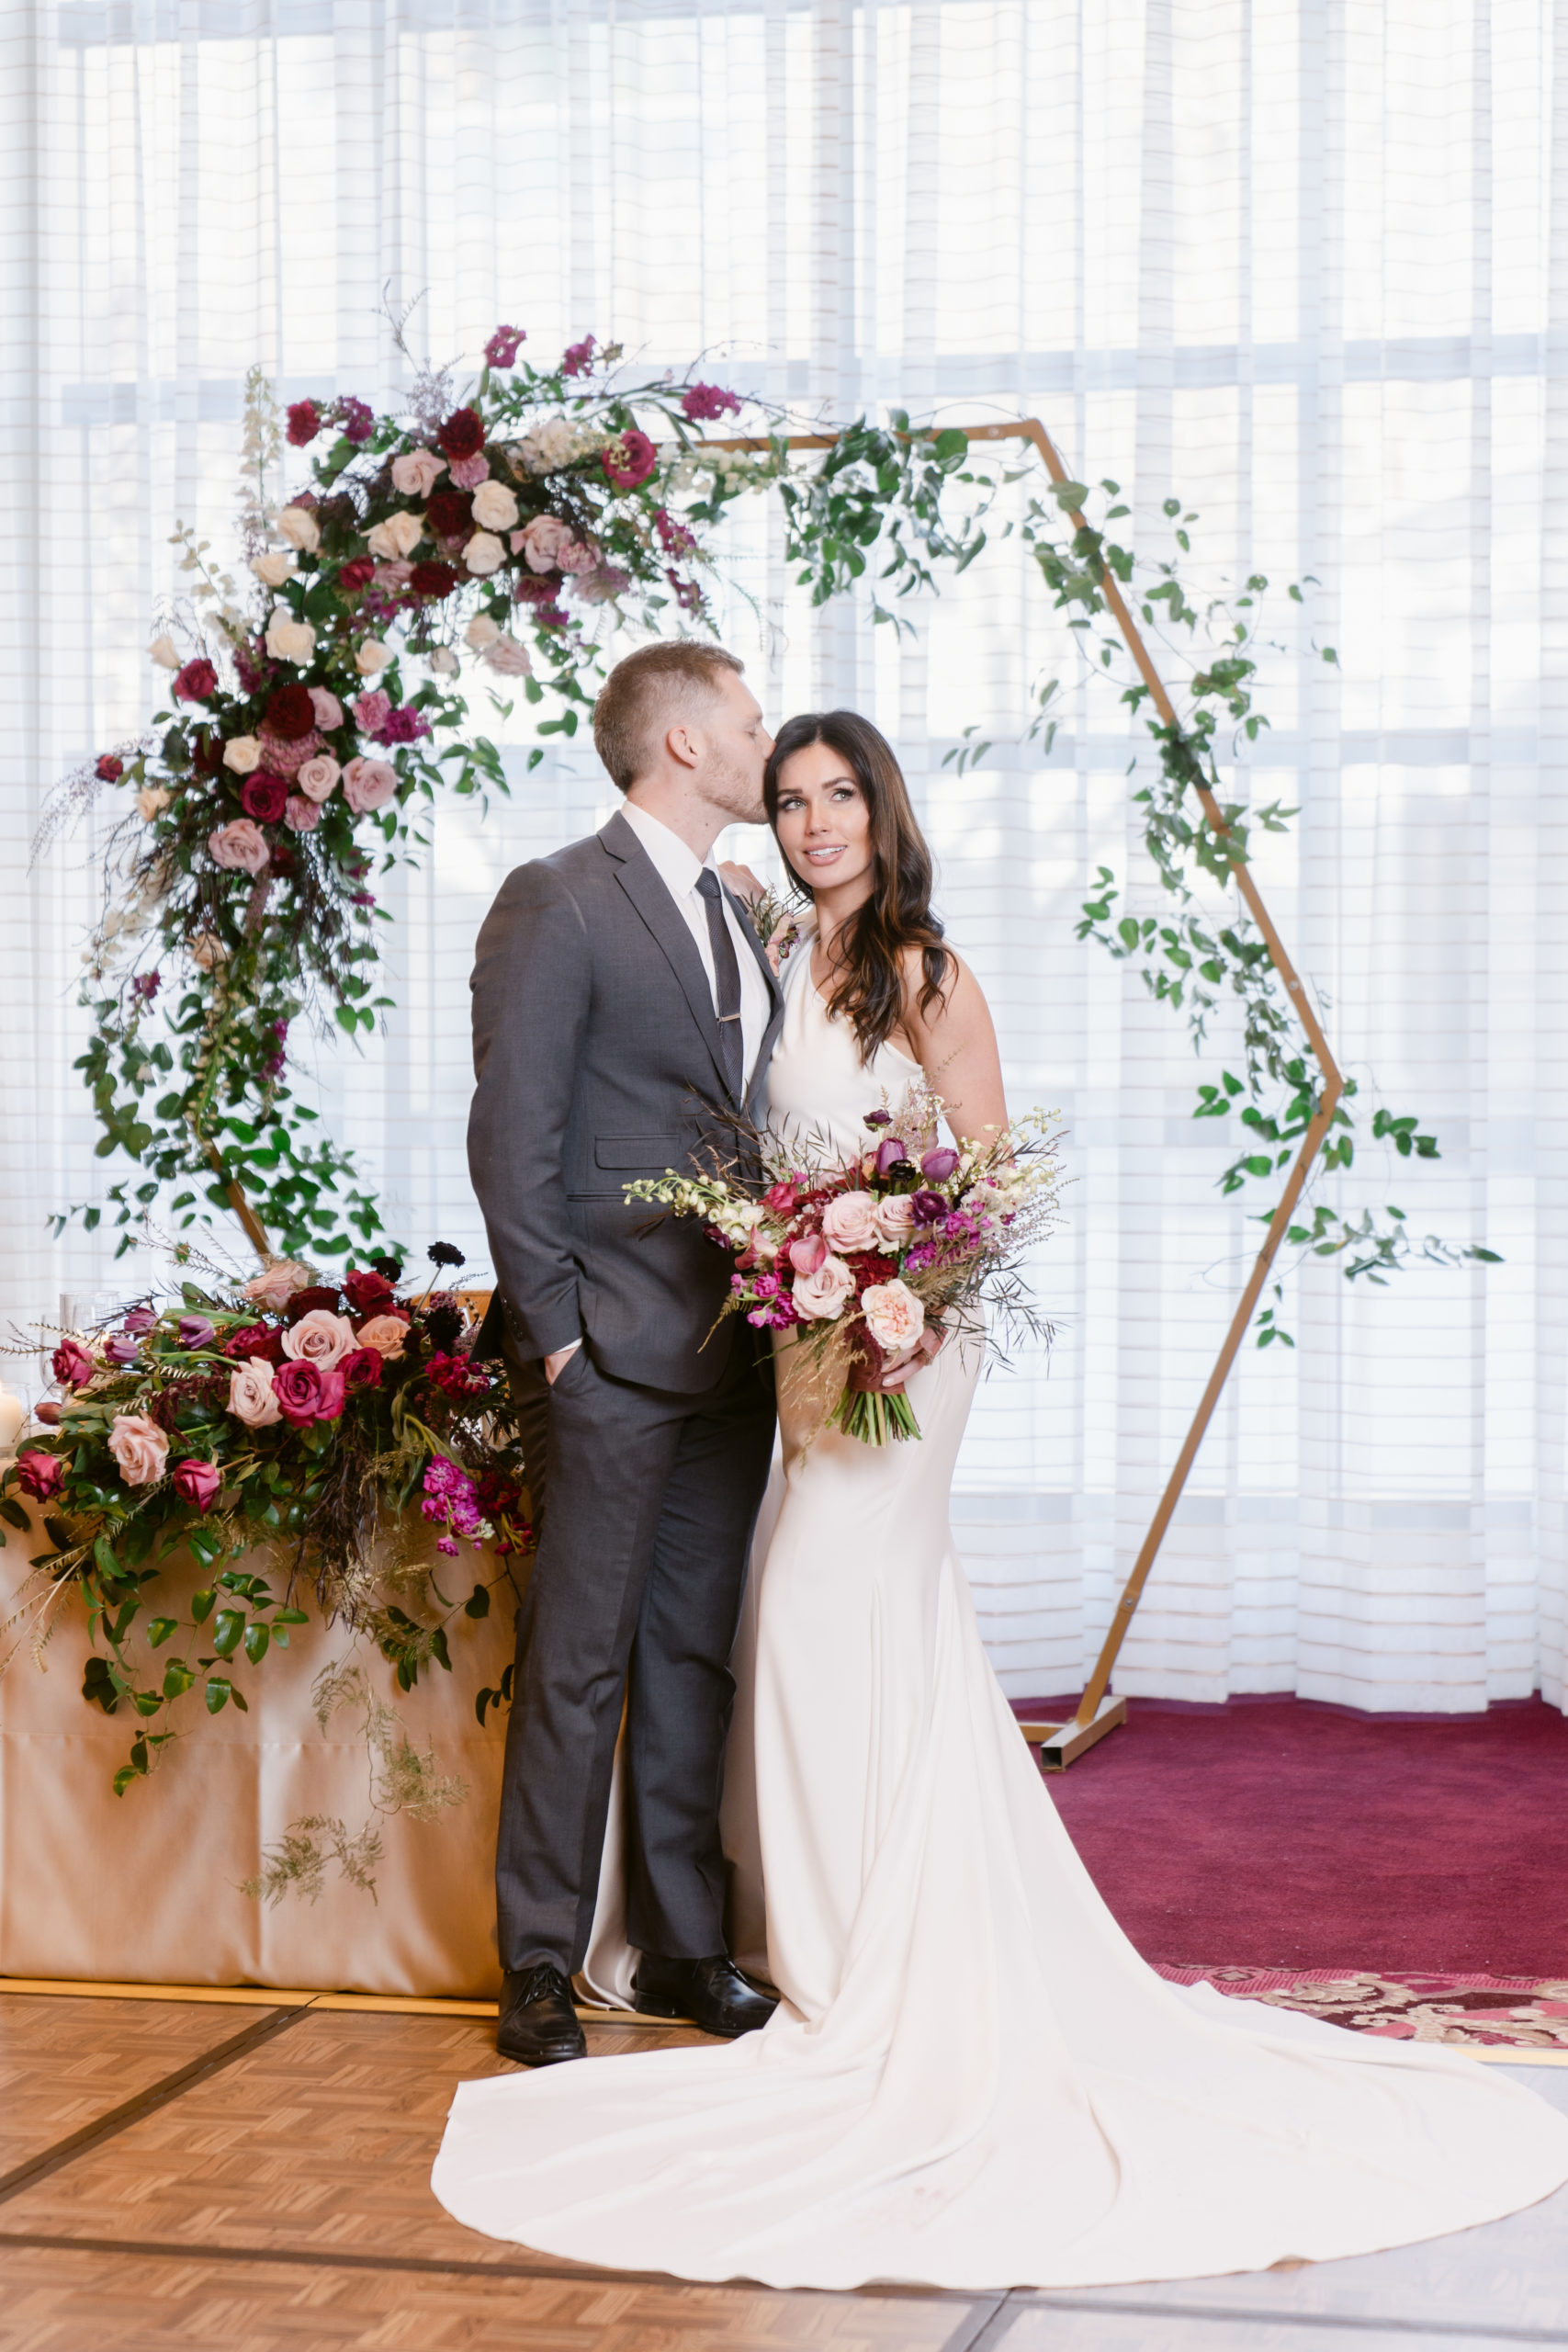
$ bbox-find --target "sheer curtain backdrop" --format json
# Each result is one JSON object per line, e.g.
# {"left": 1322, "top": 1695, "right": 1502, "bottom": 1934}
{"left": 2, "top": 0, "right": 1564, "bottom": 1715}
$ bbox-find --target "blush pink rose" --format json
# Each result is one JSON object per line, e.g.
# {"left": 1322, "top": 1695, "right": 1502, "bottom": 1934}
{"left": 243, "top": 1261, "right": 311, "bottom": 1311}
{"left": 821, "top": 1191, "right": 879, "bottom": 1251}
{"left": 107, "top": 1412, "right": 169, "bottom": 1487}
{"left": 519, "top": 514, "right": 575, "bottom": 573}
{"left": 209, "top": 820, "right": 270, "bottom": 876}
{"left": 308, "top": 686, "right": 344, "bottom": 730}
{"left": 342, "top": 757, "right": 399, "bottom": 814}
{"left": 555, "top": 536, "right": 597, "bottom": 576}
{"left": 448, "top": 451, "right": 491, "bottom": 489}
{"left": 285, "top": 795, "right": 321, "bottom": 833}
{"left": 861, "top": 1278, "right": 925, "bottom": 1354}
{"left": 355, "top": 1312, "right": 410, "bottom": 1361}
{"left": 294, "top": 754, "right": 340, "bottom": 803}
{"left": 228, "top": 1357, "right": 282, "bottom": 1428}
{"left": 791, "top": 1253, "right": 854, "bottom": 1322}
{"left": 173, "top": 1457, "right": 222, "bottom": 1512}
{"left": 872, "top": 1193, "right": 916, "bottom": 1251}
{"left": 390, "top": 448, "right": 446, "bottom": 497}
{"left": 281, "top": 1307, "right": 358, "bottom": 1372}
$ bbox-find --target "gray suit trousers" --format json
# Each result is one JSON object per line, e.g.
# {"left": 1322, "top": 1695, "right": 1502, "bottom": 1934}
{"left": 497, "top": 1327, "right": 776, "bottom": 1975}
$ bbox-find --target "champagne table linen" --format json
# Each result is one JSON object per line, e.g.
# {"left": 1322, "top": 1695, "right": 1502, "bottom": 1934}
{"left": 0, "top": 1501, "right": 515, "bottom": 1996}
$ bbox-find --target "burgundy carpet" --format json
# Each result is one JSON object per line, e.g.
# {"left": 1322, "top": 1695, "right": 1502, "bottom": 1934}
{"left": 1017, "top": 1693, "right": 1568, "bottom": 1978}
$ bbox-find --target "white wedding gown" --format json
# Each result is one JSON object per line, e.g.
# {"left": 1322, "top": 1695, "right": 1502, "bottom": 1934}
{"left": 433, "top": 942, "right": 1568, "bottom": 2290}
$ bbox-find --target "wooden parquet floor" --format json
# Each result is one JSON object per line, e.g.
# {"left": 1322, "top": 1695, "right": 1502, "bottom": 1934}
{"left": 0, "top": 1992, "right": 996, "bottom": 2352}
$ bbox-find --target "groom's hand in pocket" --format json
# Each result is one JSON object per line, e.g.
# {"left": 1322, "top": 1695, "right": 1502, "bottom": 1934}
{"left": 544, "top": 1340, "right": 582, "bottom": 1385}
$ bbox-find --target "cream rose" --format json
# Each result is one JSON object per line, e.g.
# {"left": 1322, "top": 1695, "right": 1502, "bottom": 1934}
{"left": 276, "top": 503, "right": 321, "bottom": 553}
{"left": 208, "top": 820, "right": 270, "bottom": 875}
{"left": 872, "top": 1193, "right": 916, "bottom": 1251}
{"left": 251, "top": 551, "right": 297, "bottom": 589}
{"left": 791, "top": 1253, "right": 855, "bottom": 1322}
{"left": 281, "top": 1308, "right": 358, "bottom": 1372}
{"left": 390, "top": 448, "right": 446, "bottom": 497}
{"left": 355, "top": 1313, "right": 410, "bottom": 1361}
{"left": 519, "top": 514, "right": 575, "bottom": 573}
{"left": 137, "top": 786, "right": 172, "bottom": 821}
{"left": 222, "top": 735, "right": 262, "bottom": 775}
{"left": 355, "top": 639, "right": 394, "bottom": 676}
{"left": 462, "top": 529, "right": 506, "bottom": 576}
{"left": 471, "top": 479, "right": 520, "bottom": 532}
{"left": 265, "top": 608, "right": 317, "bottom": 664}
{"left": 861, "top": 1278, "right": 925, "bottom": 1354}
{"left": 342, "top": 757, "right": 398, "bottom": 814}
{"left": 227, "top": 1357, "right": 281, "bottom": 1429}
{"left": 243, "top": 1261, "right": 312, "bottom": 1311}
{"left": 482, "top": 633, "right": 532, "bottom": 677}
{"left": 821, "top": 1191, "right": 879, "bottom": 1252}
{"left": 107, "top": 1412, "right": 169, "bottom": 1487}
{"left": 294, "top": 754, "right": 341, "bottom": 804}
{"left": 465, "top": 614, "right": 502, "bottom": 650}
{"left": 428, "top": 647, "right": 459, "bottom": 676}
{"left": 367, "top": 511, "right": 424, "bottom": 560}
{"left": 190, "top": 931, "right": 227, "bottom": 971}
{"left": 149, "top": 632, "right": 181, "bottom": 671}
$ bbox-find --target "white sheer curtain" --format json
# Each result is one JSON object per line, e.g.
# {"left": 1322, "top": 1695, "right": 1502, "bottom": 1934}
{"left": 3, "top": 0, "right": 1564, "bottom": 1713}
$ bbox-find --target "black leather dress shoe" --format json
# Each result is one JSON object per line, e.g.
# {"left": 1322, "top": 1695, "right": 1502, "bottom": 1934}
{"left": 497, "top": 1963, "right": 587, "bottom": 2065}
{"left": 633, "top": 1953, "right": 778, "bottom": 2038}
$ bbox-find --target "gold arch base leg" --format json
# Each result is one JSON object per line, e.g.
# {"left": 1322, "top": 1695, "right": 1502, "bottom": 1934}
{"left": 709, "top": 418, "right": 1345, "bottom": 1766}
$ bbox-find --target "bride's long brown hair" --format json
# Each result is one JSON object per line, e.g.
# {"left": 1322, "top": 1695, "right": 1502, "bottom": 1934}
{"left": 764, "top": 710, "right": 952, "bottom": 1062}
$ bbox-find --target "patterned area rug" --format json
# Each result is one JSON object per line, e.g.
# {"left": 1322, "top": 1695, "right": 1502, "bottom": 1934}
{"left": 1153, "top": 1965, "right": 1568, "bottom": 2051}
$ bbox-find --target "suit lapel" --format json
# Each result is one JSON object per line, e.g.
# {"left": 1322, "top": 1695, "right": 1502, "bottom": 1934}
{"left": 601, "top": 812, "right": 734, "bottom": 1104}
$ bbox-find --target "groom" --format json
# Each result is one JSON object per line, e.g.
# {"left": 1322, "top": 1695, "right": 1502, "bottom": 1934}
{"left": 468, "top": 642, "right": 785, "bottom": 2065}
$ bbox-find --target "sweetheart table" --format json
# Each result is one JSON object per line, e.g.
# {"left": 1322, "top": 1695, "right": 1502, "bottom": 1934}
{"left": 0, "top": 1495, "right": 516, "bottom": 1996}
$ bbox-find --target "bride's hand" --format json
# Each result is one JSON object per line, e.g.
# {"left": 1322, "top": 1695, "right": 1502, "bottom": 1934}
{"left": 879, "top": 1328, "right": 944, "bottom": 1392}
{"left": 719, "top": 861, "right": 766, "bottom": 908}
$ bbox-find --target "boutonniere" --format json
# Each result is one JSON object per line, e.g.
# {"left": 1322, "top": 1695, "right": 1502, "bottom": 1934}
{"left": 750, "top": 888, "right": 806, "bottom": 977}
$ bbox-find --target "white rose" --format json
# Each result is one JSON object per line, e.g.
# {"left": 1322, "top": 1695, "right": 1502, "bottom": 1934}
{"left": 464, "top": 614, "right": 502, "bottom": 650}
{"left": 463, "top": 530, "right": 506, "bottom": 576}
{"left": 265, "top": 609, "right": 317, "bottom": 664}
{"left": 482, "top": 632, "right": 532, "bottom": 677}
{"left": 428, "top": 647, "right": 459, "bottom": 676}
{"left": 355, "top": 639, "right": 394, "bottom": 676}
{"left": 251, "top": 551, "right": 297, "bottom": 588}
{"left": 136, "top": 786, "right": 172, "bottom": 820}
{"left": 276, "top": 504, "right": 321, "bottom": 553}
{"left": 367, "top": 511, "right": 424, "bottom": 560}
{"left": 149, "top": 633, "right": 181, "bottom": 670}
{"left": 222, "top": 735, "right": 262, "bottom": 775}
{"left": 471, "top": 480, "right": 520, "bottom": 532}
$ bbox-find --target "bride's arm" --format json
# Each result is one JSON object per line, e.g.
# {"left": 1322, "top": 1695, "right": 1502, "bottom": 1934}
{"left": 900, "top": 948, "right": 1008, "bottom": 1147}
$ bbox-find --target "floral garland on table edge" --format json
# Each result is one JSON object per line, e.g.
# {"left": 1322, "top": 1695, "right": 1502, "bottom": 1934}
{"left": 49, "top": 327, "right": 981, "bottom": 1266}
{"left": 0, "top": 1242, "right": 528, "bottom": 1895}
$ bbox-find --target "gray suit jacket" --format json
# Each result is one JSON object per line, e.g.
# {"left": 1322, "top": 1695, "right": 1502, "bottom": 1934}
{"left": 468, "top": 808, "right": 786, "bottom": 1394}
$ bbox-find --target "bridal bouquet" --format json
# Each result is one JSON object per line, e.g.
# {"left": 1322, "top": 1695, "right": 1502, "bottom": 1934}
{"left": 626, "top": 1082, "right": 1063, "bottom": 1443}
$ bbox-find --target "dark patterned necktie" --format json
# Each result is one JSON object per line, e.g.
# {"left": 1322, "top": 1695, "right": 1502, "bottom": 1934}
{"left": 694, "top": 867, "right": 745, "bottom": 1099}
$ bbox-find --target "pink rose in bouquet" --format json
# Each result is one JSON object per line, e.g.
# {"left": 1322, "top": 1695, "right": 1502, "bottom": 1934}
{"left": 227, "top": 1358, "right": 282, "bottom": 1429}
{"left": 107, "top": 1412, "right": 169, "bottom": 1487}
{"left": 862, "top": 1279, "right": 925, "bottom": 1355}
{"left": 791, "top": 1253, "right": 854, "bottom": 1321}
{"left": 342, "top": 757, "right": 398, "bottom": 814}
{"left": 285, "top": 795, "right": 321, "bottom": 833}
{"left": 390, "top": 449, "right": 446, "bottom": 498}
{"left": 308, "top": 685, "right": 344, "bottom": 730}
{"left": 352, "top": 688, "right": 393, "bottom": 733}
{"left": 872, "top": 1193, "right": 915, "bottom": 1250}
{"left": 821, "top": 1191, "right": 880, "bottom": 1252}
{"left": 281, "top": 1308, "right": 357, "bottom": 1372}
{"left": 243, "top": 1261, "right": 311, "bottom": 1312}
{"left": 209, "top": 820, "right": 270, "bottom": 876}
{"left": 51, "top": 1340, "right": 95, "bottom": 1388}
{"left": 355, "top": 1313, "right": 410, "bottom": 1360}
{"left": 173, "top": 1457, "right": 222, "bottom": 1512}
{"left": 519, "top": 515, "right": 577, "bottom": 574}
{"left": 294, "top": 755, "right": 340, "bottom": 803}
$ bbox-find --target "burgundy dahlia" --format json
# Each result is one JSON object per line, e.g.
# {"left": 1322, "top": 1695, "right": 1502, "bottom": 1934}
{"left": 265, "top": 682, "right": 316, "bottom": 741}
{"left": 435, "top": 407, "right": 484, "bottom": 463}
{"left": 425, "top": 487, "right": 474, "bottom": 541}
{"left": 409, "top": 560, "right": 459, "bottom": 600}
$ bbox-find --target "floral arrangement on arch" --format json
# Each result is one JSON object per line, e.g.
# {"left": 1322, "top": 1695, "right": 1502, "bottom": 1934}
{"left": 0, "top": 1244, "right": 529, "bottom": 1805}
{"left": 51, "top": 324, "right": 978, "bottom": 1271}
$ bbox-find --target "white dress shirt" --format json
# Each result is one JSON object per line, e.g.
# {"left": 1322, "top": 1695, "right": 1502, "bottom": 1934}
{"left": 618, "top": 798, "right": 772, "bottom": 1089}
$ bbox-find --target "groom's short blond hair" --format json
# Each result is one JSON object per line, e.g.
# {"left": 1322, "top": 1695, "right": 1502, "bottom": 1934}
{"left": 593, "top": 641, "right": 745, "bottom": 794}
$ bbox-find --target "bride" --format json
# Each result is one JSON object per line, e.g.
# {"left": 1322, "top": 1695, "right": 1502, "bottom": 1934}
{"left": 434, "top": 710, "right": 1568, "bottom": 2291}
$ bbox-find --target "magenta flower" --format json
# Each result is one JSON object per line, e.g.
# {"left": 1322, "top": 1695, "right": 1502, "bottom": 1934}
{"left": 334, "top": 395, "right": 374, "bottom": 445}
{"left": 352, "top": 688, "right": 393, "bottom": 735}
{"left": 173, "top": 1457, "right": 222, "bottom": 1512}
{"left": 874, "top": 1136, "right": 909, "bottom": 1177}
{"left": 909, "top": 1190, "right": 949, "bottom": 1226}
{"left": 920, "top": 1147, "right": 960, "bottom": 1181}
{"left": 561, "top": 334, "right": 596, "bottom": 377}
{"left": 665, "top": 571, "right": 703, "bottom": 614}
{"left": 603, "top": 429, "right": 658, "bottom": 490}
{"left": 372, "top": 705, "right": 433, "bottom": 746}
{"left": 131, "top": 971, "right": 161, "bottom": 1003}
{"left": 273, "top": 1359, "right": 345, "bottom": 1426}
{"left": 682, "top": 382, "right": 741, "bottom": 423}
{"left": 286, "top": 400, "right": 322, "bottom": 447}
{"left": 485, "top": 324, "right": 525, "bottom": 368}
{"left": 17, "top": 1451, "right": 65, "bottom": 1502}
{"left": 173, "top": 659, "right": 219, "bottom": 702}
{"left": 96, "top": 753, "right": 124, "bottom": 782}
{"left": 177, "top": 1315, "right": 217, "bottom": 1351}
{"left": 51, "top": 1340, "right": 95, "bottom": 1388}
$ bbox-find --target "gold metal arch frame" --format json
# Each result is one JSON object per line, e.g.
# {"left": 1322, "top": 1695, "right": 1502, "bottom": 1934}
{"left": 716, "top": 417, "right": 1345, "bottom": 1768}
